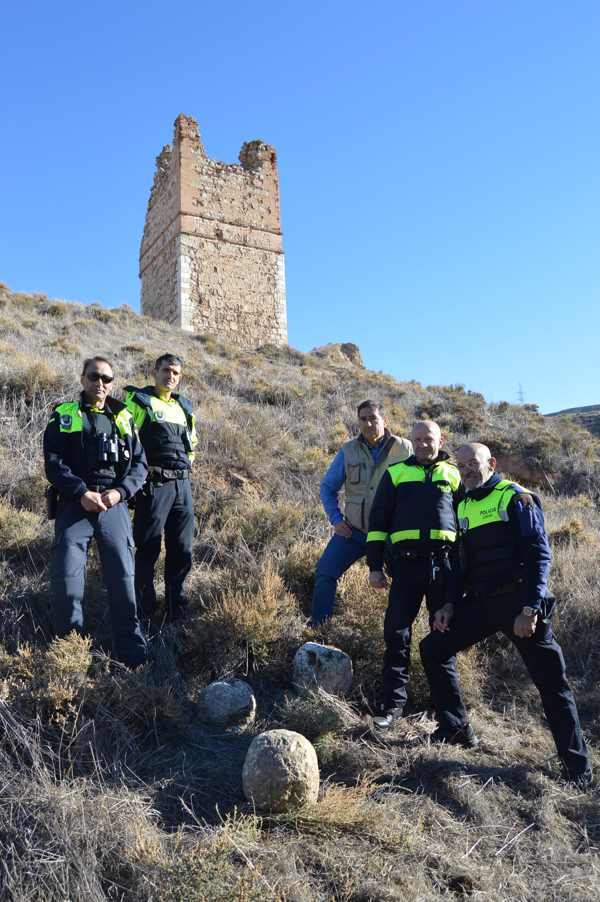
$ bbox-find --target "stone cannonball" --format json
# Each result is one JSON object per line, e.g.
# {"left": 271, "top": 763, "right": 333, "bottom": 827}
{"left": 242, "top": 729, "right": 319, "bottom": 812}
{"left": 293, "top": 642, "right": 353, "bottom": 696}
{"left": 199, "top": 678, "right": 256, "bottom": 729}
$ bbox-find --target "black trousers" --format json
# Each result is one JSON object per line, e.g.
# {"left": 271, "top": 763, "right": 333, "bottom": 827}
{"left": 419, "top": 593, "right": 589, "bottom": 778}
{"left": 51, "top": 501, "right": 147, "bottom": 668}
{"left": 382, "top": 549, "right": 457, "bottom": 711}
{"left": 133, "top": 477, "right": 194, "bottom": 620}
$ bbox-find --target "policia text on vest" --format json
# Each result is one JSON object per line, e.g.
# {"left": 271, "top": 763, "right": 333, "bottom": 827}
{"left": 43, "top": 362, "right": 148, "bottom": 669}
{"left": 123, "top": 368, "right": 198, "bottom": 625}
{"left": 312, "top": 401, "right": 412, "bottom": 625}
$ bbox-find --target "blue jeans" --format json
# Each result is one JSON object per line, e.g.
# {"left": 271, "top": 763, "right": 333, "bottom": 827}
{"left": 311, "top": 527, "right": 367, "bottom": 624}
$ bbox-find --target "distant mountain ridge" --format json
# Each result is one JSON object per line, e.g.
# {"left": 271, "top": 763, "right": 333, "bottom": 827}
{"left": 547, "top": 403, "right": 600, "bottom": 437}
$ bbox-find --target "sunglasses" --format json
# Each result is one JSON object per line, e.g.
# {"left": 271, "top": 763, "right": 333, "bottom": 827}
{"left": 86, "top": 372, "right": 114, "bottom": 384}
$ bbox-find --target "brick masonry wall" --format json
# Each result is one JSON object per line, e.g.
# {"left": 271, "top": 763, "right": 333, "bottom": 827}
{"left": 139, "top": 115, "right": 287, "bottom": 347}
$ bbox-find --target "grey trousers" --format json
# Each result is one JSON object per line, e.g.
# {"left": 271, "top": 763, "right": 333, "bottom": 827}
{"left": 51, "top": 500, "right": 147, "bottom": 668}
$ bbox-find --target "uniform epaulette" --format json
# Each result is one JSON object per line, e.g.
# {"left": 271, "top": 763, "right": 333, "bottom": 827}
{"left": 124, "top": 386, "right": 154, "bottom": 410}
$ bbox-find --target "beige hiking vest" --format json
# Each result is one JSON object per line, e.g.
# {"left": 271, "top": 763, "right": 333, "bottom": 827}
{"left": 342, "top": 432, "right": 413, "bottom": 532}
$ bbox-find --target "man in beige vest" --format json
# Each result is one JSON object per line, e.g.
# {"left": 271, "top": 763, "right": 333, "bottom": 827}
{"left": 312, "top": 400, "right": 412, "bottom": 624}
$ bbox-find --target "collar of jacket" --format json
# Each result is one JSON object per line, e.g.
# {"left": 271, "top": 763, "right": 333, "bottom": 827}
{"left": 403, "top": 449, "right": 452, "bottom": 468}
{"left": 357, "top": 428, "right": 392, "bottom": 450}
{"left": 465, "top": 471, "right": 503, "bottom": 501}
{"left": 79, "top": 391, "right": 127, "bottom": 418}
{"left": 142, "top": 385, "right": 192, "bottom": 414}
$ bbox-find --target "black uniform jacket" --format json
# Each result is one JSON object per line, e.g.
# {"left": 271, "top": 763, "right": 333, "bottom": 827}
{"left": 43, "top": 394, "right": 148, "bottom": 502}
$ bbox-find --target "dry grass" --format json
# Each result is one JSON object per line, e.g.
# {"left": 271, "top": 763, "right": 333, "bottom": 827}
{"left": 0, "top": 285, "right": 599, "bottom": 899}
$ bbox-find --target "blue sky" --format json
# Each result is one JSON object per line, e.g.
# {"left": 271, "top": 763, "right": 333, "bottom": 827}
{"left": 1, "top": 1, "right": 599, "bottom": 413}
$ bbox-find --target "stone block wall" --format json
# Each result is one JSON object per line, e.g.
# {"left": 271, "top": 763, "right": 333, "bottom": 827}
{"left": 139, "top": 115, "right": 287, "bottom": 346}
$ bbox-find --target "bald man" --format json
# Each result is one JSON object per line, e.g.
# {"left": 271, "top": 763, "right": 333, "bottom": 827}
{"left": 366, "top": 421, "right": 462, "bottom": 727}
{"left": 419, "top": 443, "right": 591, "bottom": 784}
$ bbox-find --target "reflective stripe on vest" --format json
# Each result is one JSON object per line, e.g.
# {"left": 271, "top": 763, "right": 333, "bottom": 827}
{"left": 124, "top": 388, "right": 191, "bottom": 429}
{"left": 389, "top": 528, "right": 456, "bottom": 543}
{"left": 114, "top": 408, "right": 133, "bottom": 438}
{"left": 457, "top": 479, "right": 528, "bottom": 532}
{"left": 387, "top": 460, "right": 461, "bottom": 491}
{"left": 53, "top": 401, "right": 132, "bottom": 437}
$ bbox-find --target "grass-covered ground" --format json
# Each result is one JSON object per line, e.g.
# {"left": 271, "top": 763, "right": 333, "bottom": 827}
{"left": 0, "top": 282, "right": 599, "bottom": 900}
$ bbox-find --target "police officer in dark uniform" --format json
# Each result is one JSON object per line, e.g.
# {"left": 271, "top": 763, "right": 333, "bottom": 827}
{"left": 123, "top": 353, "right": 197, "bottom": 626}
{"left": 367, "top": 420, "right": 462, "bottom": 728}
{"left": 420, "top": 442, "right": 591, "bottom": 783}
{"left": 43, "top": 355, "right": 148, "bottom": 668}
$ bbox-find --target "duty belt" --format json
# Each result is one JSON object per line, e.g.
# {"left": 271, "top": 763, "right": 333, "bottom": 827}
{"left": 468, "top": 579, "right": 520, "bottom": 599}
{"left": 394, "top": 546, "right": 451, "bottom": 561}
{"left": 148, "top": 466, "right": 190, "bottom": 481}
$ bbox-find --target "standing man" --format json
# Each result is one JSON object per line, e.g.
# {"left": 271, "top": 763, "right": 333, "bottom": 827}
{"left": 123, "top": 353, "right": 197, "bottom": 626}
{"left": 419, "top": 443, "right": 591, "bottom": 783}
{"left": 43, "top": 356, "right": 148, "bottom": 668}
{"left": 311, "top": 400, "right": 412, "bottom": 625}
{"left": 367, "top": 420, "right": 461, "bottom": 728}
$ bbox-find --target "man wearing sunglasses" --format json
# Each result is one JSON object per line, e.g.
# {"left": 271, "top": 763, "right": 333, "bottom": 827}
{"left": 43, "top": 356, "right": 148, "bottom": 668}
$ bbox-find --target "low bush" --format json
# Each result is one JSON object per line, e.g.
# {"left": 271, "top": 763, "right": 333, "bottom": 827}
{"left": 180, "top": 565, "right": 305, "bottom": 680}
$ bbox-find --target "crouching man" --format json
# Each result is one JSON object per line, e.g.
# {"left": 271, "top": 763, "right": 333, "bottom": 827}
{"left": 419, "top": 442, "right": 591, "bottom": 784}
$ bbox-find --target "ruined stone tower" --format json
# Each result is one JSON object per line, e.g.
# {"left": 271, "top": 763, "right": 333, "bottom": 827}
{"left": 139, "top": 114, "right": 287, "bottom": 346}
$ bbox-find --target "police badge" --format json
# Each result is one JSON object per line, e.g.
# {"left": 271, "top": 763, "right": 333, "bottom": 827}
{"left": 59, "top": 414, "right": 72, "bottom": 429}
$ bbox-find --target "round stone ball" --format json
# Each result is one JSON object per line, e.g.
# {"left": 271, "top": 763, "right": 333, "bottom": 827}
{"left": 199, "top": 678, "right": 256, "bottom": 729}
{"left": 293, "top": 642, "right": 353, "bottom": 696}
{"left": 242, "top": 729, "right": 319, "bottom": 812}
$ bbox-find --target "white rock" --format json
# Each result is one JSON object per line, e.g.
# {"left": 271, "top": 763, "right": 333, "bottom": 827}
{"left": 199, "top": 678, "right": 256, "bottom": 729}
{"left": 242, "top": 729, "right": 319, "bottom": 812}
{"left": 293, "top": 642, "right": 353, "bottom": 696}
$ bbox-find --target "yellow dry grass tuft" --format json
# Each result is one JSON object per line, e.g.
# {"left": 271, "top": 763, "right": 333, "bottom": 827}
{"left": 0, "top": 498, "right": 46, "bottom": 550}
{"left": 183, "top": 564, "right": 306, "bottom": 679}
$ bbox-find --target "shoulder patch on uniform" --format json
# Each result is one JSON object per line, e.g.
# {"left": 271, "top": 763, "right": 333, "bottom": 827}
{"left": 59, "top": 414, "right": 72, "bottom": 429}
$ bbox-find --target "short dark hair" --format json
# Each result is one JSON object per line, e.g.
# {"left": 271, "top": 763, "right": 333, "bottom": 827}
{"left": 155, "top": 353, "right": 183, "bottom": 370}
{"left": 357, "top": 399, "right": 382, "bottom": 416}
{"left": 81, "top": 355, "right": 113, "bottom": 376}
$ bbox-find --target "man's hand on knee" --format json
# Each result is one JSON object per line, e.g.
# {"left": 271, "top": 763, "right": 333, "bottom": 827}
{"left": 369, "top": 570, "right": 388, "bottom": 590}
{"left": 513, "top": 610, "right": 538, "bottom": 638}
{"left": 334, "top": 521, "right": 353, "bottom": 538}
{"left": 433, "top": 603, "right": 454, "bottom": 633}
{"left": 80, "top": 491, "right": 107, "bottom": 513}
{"left": 101, "top": 489, "right": 122, "bottom": 509}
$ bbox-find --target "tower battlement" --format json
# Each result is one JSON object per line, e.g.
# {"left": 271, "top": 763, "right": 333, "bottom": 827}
{"left": 140, "top": 115, "right": 287, "bottom": 347}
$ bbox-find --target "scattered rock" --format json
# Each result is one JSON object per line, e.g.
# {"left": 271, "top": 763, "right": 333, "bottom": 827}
{"left": 293, "top": 642, "right": 353, "bottom": 696}
{"left": 242, "top": 729, "right": 319, "bottom": 812}
{"left": 199, "top": 678, "right": 256, "bottom": 729}
{"left": 310, "top": 342, "right": 364, "bottom": 367}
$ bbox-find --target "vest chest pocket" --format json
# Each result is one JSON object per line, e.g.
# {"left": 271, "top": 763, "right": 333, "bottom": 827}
{"left": 347, "top": 463, "right": 362, "bottom": 484}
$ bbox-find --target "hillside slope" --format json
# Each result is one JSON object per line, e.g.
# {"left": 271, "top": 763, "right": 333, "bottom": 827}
{"left": 547, "top": 403, "right": 600, "bottom": 438}
{"left": 0, "top": 282, "right": 599, "bottom": 901}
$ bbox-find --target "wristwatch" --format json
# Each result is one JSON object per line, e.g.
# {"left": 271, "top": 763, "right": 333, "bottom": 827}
{"left": 521, "top": 606, "right": 537, "bottom": 617}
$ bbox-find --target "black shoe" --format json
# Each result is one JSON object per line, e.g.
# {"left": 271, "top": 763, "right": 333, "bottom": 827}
{"left": 373, "top": 707, "right": 404, "bottom": 729}
{"left": 430, "top": 724, "right": 480, "bottom": 749}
